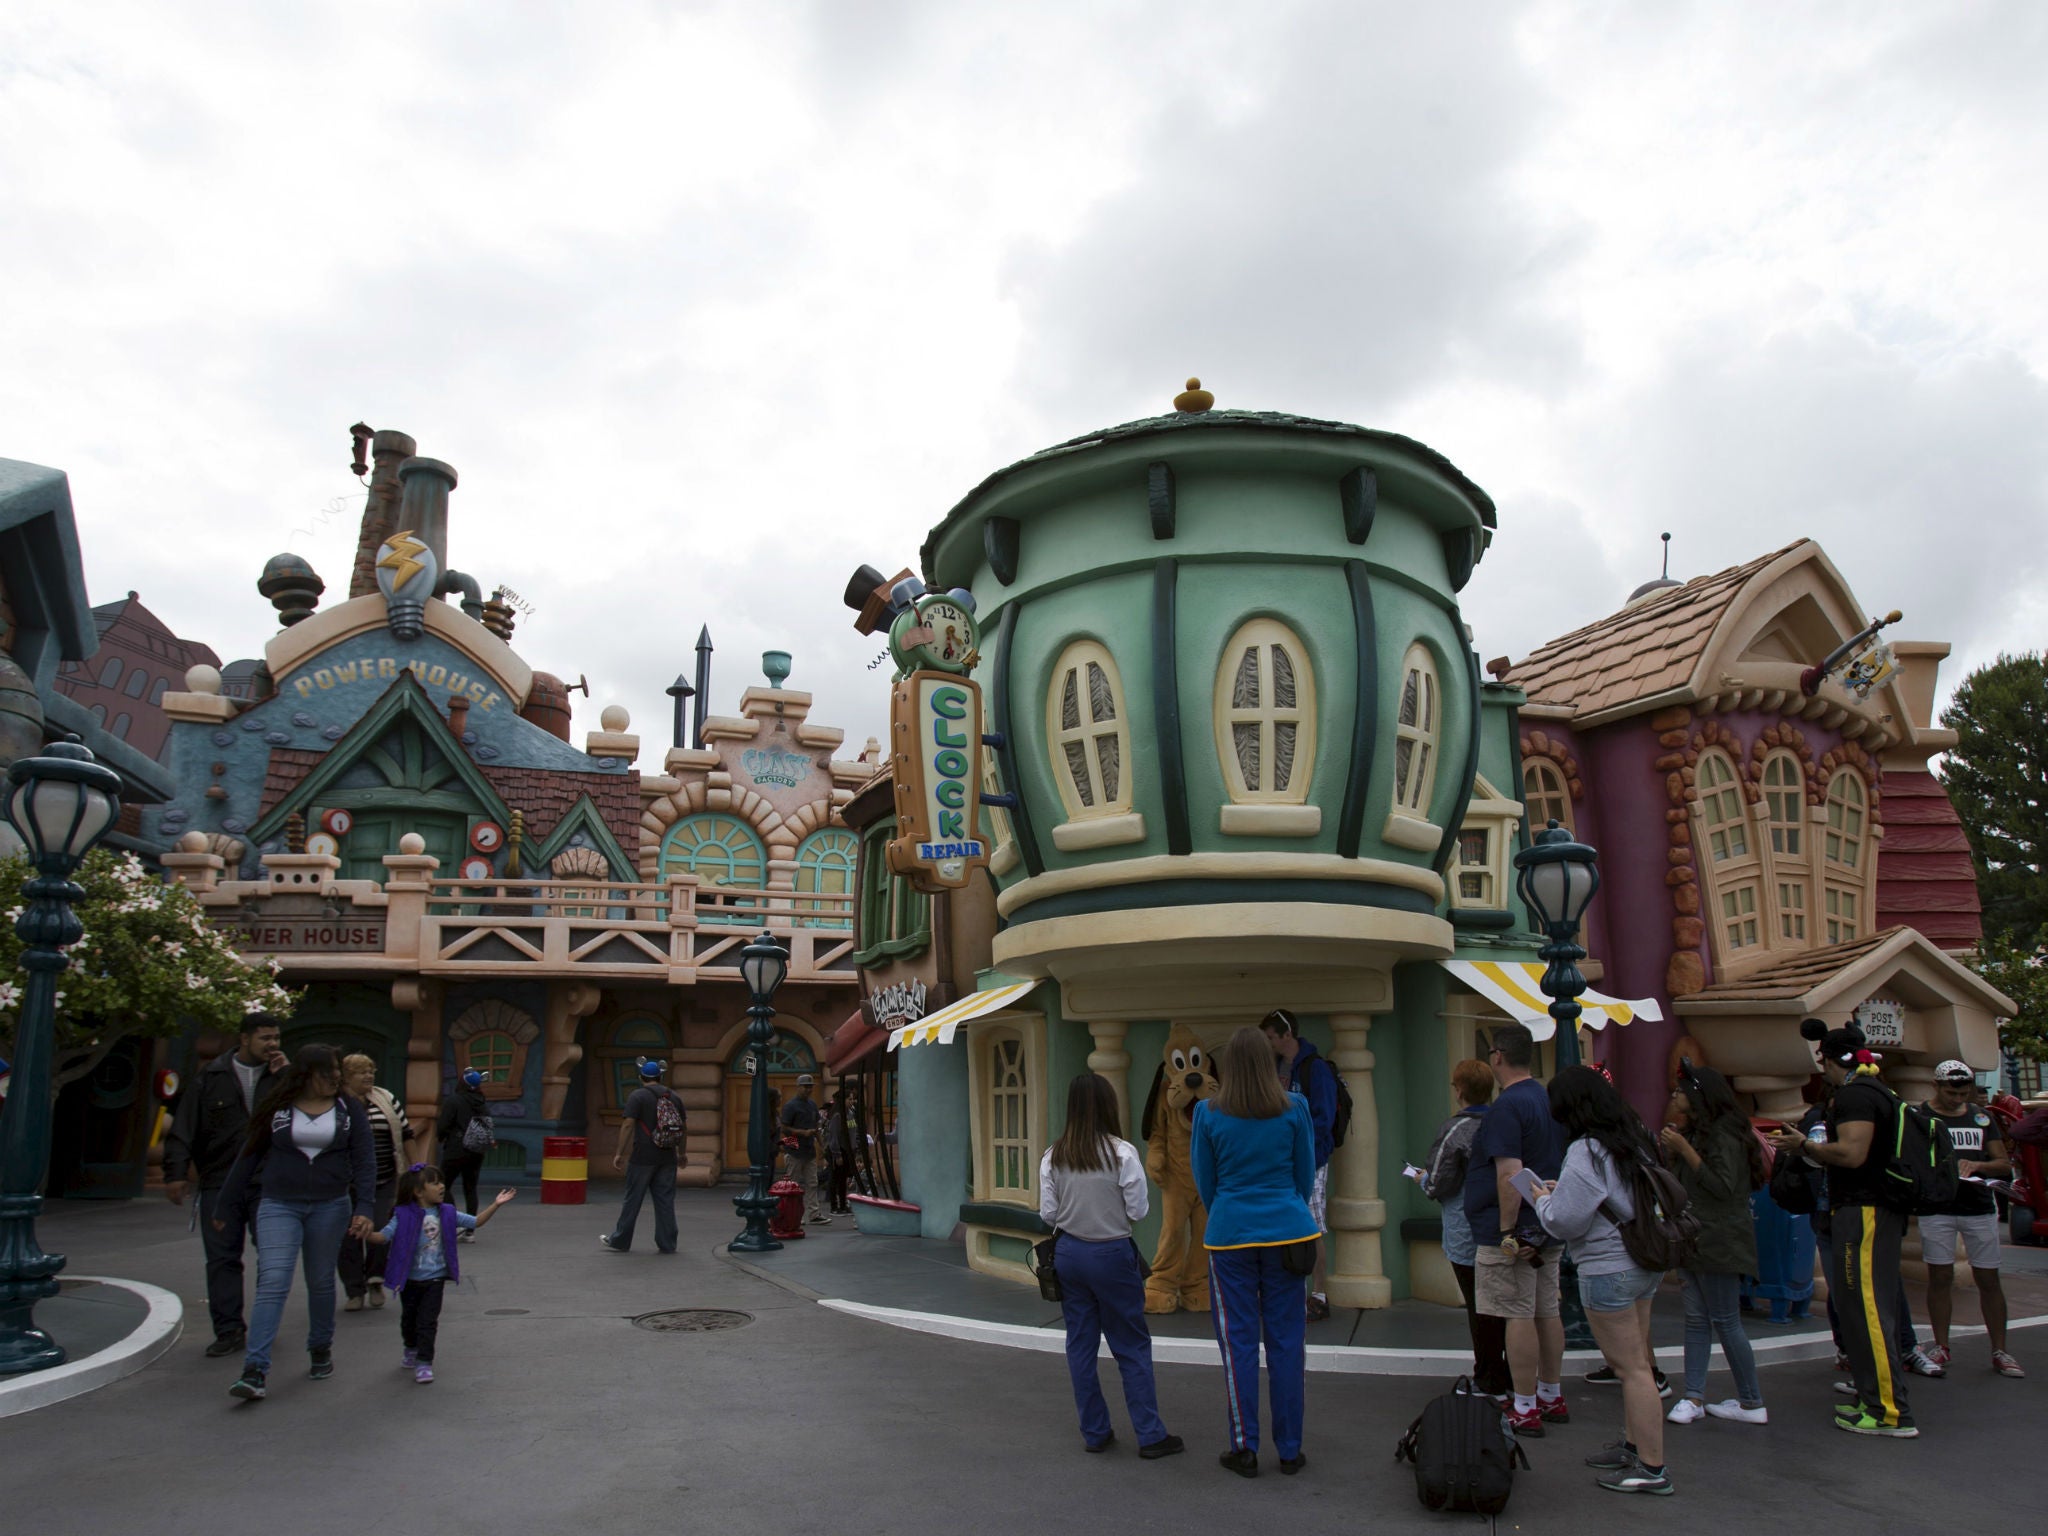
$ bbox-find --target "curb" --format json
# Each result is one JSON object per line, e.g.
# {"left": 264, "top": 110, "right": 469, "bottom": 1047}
{"left": 0, "top": 1278, "right": 183, "bottom": 1418}
{"left": 816, "top": 1299, "right": 2048, "bottom": 1378}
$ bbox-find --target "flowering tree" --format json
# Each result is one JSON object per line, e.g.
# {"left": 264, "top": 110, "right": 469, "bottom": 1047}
{"left": 1979, "top": 933, "right": 2048, "bottom": 1065}
{"left": 1, "top": 848, "right": 295, "bottom": 1093}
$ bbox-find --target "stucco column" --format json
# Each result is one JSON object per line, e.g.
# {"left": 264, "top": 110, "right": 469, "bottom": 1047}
{"left": 541, "top": 982, "right": 601, "bottom": 1122}
{"left": 1086, "top": 1020, "right": 1132, "bottom": 1134}
{"left": 1326, "top": 1011, "right": 1391, "bottom": 1309}
{"left": 1731, "top": 1074, "right": 1809, "bottom": 1123}
{"left": 392, "top": 978, "right": 444, "bottom": 1162}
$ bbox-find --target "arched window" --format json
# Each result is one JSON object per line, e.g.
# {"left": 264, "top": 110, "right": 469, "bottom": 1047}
{"left": 150, "top": 677, "right": 168, "bottom": 705}
{"left": 603, "top": 1016, "right": 672, "bottom": 1112}
{"left": 660, "top": 814, "right": 766, "bottom": 926}
{"left": 1521, "top": 758, "right": 1572, "bottom": 835}
{"left": 726, "top": 1033, "right": 817, "bottom": 1076}
{"left": 1762, "top": 753, "right": 1803, "bottom": 857}
{"left": 123, "top": 668, "right": 150, "bottom": 698}
{"left": 1825, "top": 771, "right": 1866, "bottom": 873}
{"left": 1046, "top": 640, "right": 1131, "bottom": 819}
{"left": 88, "top": 703, "right": 107, "bottom": 725}
{"left": 794, "top": 828, "right": 858, "bottom": 929}
{"left": 98, "top": 657, "right": 122, "bottom": 688}
{"left": 111, "top": 713, "right": 132, "bottom": 739}
{"left": 1697, "top": 752, "right": 1749, "bottom": 863}
{"left": 1215, "top": 619, "right": 1315, "bottom": 803}
{"left": 1392, "top": 644, "right": 1440, "bottom": 817}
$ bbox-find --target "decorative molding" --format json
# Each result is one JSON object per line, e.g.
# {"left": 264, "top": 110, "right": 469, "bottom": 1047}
{"left": 983, "top": 516, "right": 1020, "bottom": 586}
{"left": 1147, "top": 461, "right": 1176, "bottom": 540}
{"left": 1339, "top": 465, "right": 1377, "bottom": 546}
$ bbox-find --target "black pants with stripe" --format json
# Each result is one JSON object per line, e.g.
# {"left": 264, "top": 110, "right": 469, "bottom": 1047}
{"left": 1829, "top": 1203, "right": 1910, "bottom": 1425}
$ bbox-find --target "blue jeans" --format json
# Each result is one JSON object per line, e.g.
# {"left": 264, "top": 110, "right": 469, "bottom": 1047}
{"left": 244, "top": 1195, "right": 353, "bottom": 1373}
{"left": 1054, "top": 1235, "right": 1167, "bottom": 1449}
{"left": 1208, "top": 1247, "right": 1308, "bottom": 1460}
{"left": 1681, "top": 1269, "right": 1764, "bottom": 1406}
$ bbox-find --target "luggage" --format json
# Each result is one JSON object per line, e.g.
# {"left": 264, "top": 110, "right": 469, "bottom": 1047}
{"left": 1395, "top": 1379, "right": 1529, "bottom": 1516}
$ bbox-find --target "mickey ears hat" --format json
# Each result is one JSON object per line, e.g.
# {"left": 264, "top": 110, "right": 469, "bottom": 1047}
{"left": 1800, "top": 1017, "right": 1867, "bottom": 1065}
{"left": 461, "top": 1068, "right": 484, "bottom": 1088}
{"left": 638, "top": 1058, "right": 663, "bottom": 1079}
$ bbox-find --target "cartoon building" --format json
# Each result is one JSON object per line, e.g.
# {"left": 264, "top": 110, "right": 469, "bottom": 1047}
{"left": 154, "top": 429, "right": 868, "bottom": 1184}
{"left": 53, "top": 592, "right": 222, "bottom": 761}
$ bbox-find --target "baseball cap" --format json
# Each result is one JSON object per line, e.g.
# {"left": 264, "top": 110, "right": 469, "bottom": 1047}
{"left": 460, "top": 1068, "right": 484, "bottom": 1088}
{"left": 638, "top": 1059, "right": 663, "bottom": 1079}
{"left": 1933, "top": 1059, "right": 1974, "bottom": 1084}
{"left": 797, "top": 1073, "right": 815, "bottom": 1086}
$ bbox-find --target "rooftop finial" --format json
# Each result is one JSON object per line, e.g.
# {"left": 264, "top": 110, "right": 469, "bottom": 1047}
{"left": 1624, "top": 531, "right": 1682, "bottom": 608}
{"left": 1173, "top": 376, "right": 1214, "bottom": 413}
{"left": 1661, "top": 531, "right": 1672, "bottom": 580}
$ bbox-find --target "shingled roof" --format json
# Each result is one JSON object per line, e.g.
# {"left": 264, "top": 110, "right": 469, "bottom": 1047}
{"left": 1505, "top": 541, "right": 1809, "bottom": 718}
{"left": 1875, "top": 769, "right": 1984, "bottom": 951}
{"left": 1682, "top": 927, "right": 1902, "bottom": 1003}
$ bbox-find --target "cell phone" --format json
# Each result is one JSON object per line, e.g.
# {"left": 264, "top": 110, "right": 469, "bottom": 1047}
{"left": 1509, "top": 1167, "right": 1546, "bottom": 1202}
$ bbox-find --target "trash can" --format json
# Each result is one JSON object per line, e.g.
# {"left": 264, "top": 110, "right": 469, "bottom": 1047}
{"left": 1747, "top": 1185, "right": 1817, "bottom": 1323}
{"left": 541, "top": 1136, "right": 588, "bottom": 1205}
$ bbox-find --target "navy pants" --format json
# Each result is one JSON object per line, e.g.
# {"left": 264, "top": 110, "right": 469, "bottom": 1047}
{"left": 1054, "top": 1235, "right": 1167, "bottom": 1449}
{"left": 198, "top": 1184, "right": 253, "bottom": 1341}
{"left": 608, "top": 1158, "right": 678, "bottom": 1252}
{"left": 1208, "top": 1246, "right": 1307, "bottom": 1460}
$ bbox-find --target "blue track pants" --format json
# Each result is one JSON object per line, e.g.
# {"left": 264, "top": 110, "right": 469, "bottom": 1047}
{"left": 1054, "top": 1235, "right": 1168, "bottom": 1448}
{"left": 1208, "top": 1246, "right": 1307, "bottom": 1459}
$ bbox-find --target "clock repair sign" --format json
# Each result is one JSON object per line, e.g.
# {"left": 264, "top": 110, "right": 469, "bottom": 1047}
{"left": 888, "top": 670, "right": 988, "bottom": 891}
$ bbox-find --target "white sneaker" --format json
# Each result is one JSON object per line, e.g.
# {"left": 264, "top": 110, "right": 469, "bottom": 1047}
{"left": 1666, "top": 1398, "right": 1706, "bottom": 1424}
{"left": 1833, "top": 1380, "right": 1858, "bottom": 1396}
{"left": 1705, "top": 1400, "right": 1768, "bottom": 1424}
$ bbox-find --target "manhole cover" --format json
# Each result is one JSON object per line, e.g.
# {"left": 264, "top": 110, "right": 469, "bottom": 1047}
{"left": 631, "top": 1308, "right": 754, "bottom": 1333}
{"left": 484, "top": 1308, "right": 530, "bottom": 1316}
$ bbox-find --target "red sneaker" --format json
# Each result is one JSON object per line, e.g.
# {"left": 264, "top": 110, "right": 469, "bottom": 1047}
{"left": 1539, "top": 1394, "right": 1571, "bottom": 1424}
{"left": 1507, "top": 1405, "right": 1545, "bottom": 1438}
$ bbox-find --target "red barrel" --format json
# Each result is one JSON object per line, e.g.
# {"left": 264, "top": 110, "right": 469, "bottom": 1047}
{"left": 541, "top": 1136, "right": 588, "bottom": 1204}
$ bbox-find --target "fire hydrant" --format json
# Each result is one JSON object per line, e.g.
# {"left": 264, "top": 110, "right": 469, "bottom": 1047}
{"left": 769, "top": 1178, "right": 807, "bottom": 1240}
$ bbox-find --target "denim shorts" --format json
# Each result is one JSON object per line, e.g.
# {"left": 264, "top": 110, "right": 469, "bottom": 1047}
{"left": 1580, "top": 1265, "right": 1663, "bottom": 1312}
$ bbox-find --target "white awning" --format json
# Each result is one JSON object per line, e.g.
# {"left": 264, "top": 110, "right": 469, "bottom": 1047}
{"left": 1440, "top": 960, "right": 1663, "bottom": 1042}
{"left": 887, "top": 979, "right": 1046, "bottom": 1049}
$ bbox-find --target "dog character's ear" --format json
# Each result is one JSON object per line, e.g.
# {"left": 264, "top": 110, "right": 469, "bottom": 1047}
{"left": 1141, "top": 1064, "right": 1165, "bottom": 1143}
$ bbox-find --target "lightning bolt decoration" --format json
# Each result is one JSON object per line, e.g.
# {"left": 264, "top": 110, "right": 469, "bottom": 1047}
{"left": 375, "top": 528, "right": 438, "bottom": 640}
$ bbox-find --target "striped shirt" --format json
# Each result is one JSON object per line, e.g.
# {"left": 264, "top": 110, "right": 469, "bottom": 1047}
{"left": 365, "top": 1094, "right": 413, "bottom": 1186}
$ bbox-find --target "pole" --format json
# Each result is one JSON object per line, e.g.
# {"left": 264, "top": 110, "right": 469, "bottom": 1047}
{"left": 0, "top": 873, "right": 86, "bottom": 1372}
{"left": 729, "top": 990, "right": 782, "bottom": 1253}
{"left": 692, "top": 627, "right": 713, "bottom": 750}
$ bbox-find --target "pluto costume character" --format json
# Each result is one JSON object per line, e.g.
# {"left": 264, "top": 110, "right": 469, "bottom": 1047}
{"left": 1140, "top": 1026, "right": 1219, "bottom": 1314}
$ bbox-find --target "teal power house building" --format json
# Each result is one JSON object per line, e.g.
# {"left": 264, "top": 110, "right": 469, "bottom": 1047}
{"left": 874, "top": 395, "right": 1556, "bottom": 1308}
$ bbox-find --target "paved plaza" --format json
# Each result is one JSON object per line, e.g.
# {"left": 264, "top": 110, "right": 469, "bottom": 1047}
{"left": 9, "top": 1190, "right": 2043, "bottom": 1536}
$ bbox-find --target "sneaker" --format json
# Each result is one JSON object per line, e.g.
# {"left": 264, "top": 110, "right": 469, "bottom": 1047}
{"left": 415, "top": 1363, "right": 435, "bottom": 1384}
{"left": 456, "top": 1230, "right": 475, "bottom": 1243}
{"left": 1585, "top": 1440, "right": 1637, "bottom": 1471}
{"left": 344, "top": 1294, "right": 365, "bottom": 1312}
{"left": 1139, "top": 1434, "right": 1186, "bottom": 1461}
{"left": 1992, "top": 1351, "right": 2026, "bottom": 1378}
{"left": 1305, "top": 1293, "right": 1331, "bottom": 1323}
{"left": 1598, "top": 1459, "right": 1674, "bottom": 1496}
{"left": 229, "top": 1369, "right": 266, "bottom": 1401}
{"left": 402, "top": 1348, "right": 417, "bottom": 1370}
{"left": 1925, "top": 1344, "right": 1951, "bottom": 1369}
{"left": 1507, "top": 1406, "right": 1545, "bottom": 1439}
{"left": 1835, "top": 1410, "right": 1917, "bottom": 1438}
{"left": 1538, "top": 1393, "right": 1570, "bottom": 1424}
{"left": 599, "top": 1233, "right": 623, "bottom": 1252}
{"left": 204, "top": 1332, "right": 246, "bottom": 1359}
{"left": 1905, "top": 1347, "right": 1946, "bottom": 1378}
{"left": 1834, "top": 1380, "right": 1859, "bottom": 1396}
{"left": 1585, "top": 1364, "right": 1671, "bottom": 1397}
{"left": 309, "top": 1349, "right": 333, "bottom": 1381}
{"left": 1666, "top": 1397, "right": 1706, "bottom": 1424}
{"left": 367, "top": 1285, "right": 387, "bottom": 1309}
{"left": 808, "top": 1215, "right": 832, "bottom": 1225}
{"left": 1705, "top": 1400, "right": 1768, "bottom": 1424}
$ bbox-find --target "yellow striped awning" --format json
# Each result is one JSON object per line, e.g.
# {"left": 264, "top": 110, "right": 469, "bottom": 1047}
{"left": 1440, "top": 960, "right": 1663, "bottom": 1041}
{"left": 887, "top": 979, "right": 1046, "bottom": 1050}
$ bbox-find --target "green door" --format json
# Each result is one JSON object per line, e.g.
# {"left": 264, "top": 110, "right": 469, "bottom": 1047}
{"left": 343, "top": 813, "right": 466, "bottom": 881}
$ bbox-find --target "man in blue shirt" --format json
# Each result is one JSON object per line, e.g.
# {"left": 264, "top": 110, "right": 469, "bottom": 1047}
{"left": 1463, "top": 1024, "right": 1566, "bottom": 1435}
{"left": 1262, "top": 1009, "right": 1340, "bottom": 1322}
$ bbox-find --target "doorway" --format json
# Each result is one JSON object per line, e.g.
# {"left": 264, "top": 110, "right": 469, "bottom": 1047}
{"left": 722, "top": 1028, "right": 818, "bottom": 1170}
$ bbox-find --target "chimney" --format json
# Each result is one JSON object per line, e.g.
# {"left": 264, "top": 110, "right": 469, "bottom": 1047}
{"left": 396, "top": 457, "right": 459, "bottom": 581}
{"left": 348, "top": 428, "right": 418, "bottom": 598}
{"left": 447, "top": 692, "right": 471, "bottom": 745}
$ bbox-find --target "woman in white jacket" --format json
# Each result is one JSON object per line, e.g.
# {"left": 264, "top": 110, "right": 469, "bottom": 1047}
{"left": 1039, "top": 1072, "right": 1184, "bottom": 1460}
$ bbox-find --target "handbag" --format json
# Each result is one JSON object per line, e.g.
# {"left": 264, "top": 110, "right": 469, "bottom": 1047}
{"left": 1280, "top": 1235, "right": 1320, "bottom": 1277}
{"left": 1030, "top": 1233, "right": 1064, "bottom": 1303}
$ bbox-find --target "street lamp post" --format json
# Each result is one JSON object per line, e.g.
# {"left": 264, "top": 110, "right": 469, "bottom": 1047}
{"left": 728, "top": 931, "right": 789, "bottom": 1253}
{"left": 1513, "top": 820, "right": 1602, "bottom": 1071}
{"left": 0, "top": 738, "right": 124, "bottom": 1374}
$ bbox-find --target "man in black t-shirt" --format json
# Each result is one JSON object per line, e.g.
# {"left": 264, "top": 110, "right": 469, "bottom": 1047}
{"left": 1920, "top": 1061, "right": 2023, "bottom": 1378}
{"left": 1769, "top": 1019, "right": 1915, "bottom": 1437}
{"left": 601, "top": 1060, "right": 684, "bottom": 1254}
{"left": 779, "top": 1074, "right": 827, "bottom": 1225}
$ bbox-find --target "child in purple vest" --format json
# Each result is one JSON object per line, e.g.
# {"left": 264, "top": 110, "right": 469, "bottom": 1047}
{"left": 371, "top": 1164, "right": 515, "bottom": 1383}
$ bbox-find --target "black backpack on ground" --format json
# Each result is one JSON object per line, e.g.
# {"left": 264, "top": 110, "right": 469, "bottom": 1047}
{"left": 1394, "top": 1379, "right": 1529, "bottom": 1516}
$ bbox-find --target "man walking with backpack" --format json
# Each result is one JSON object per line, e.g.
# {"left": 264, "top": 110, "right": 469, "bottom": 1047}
{"left": 1769, "top": 1019, "right": 1915, "bottom": 1437}
{"left": 601, "top": 1059, "right": 685, "bottom": 1254}
{"left": 1262, "top": 1009, "right": 1345, "bottom": 1321}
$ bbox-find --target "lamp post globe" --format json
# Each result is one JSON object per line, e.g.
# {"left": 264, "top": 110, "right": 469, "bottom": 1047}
{"left": 0, "top": 737, "right": 125, "bottom": 1374}
{"left": 729, "top": 931, "right": 790, "bottom": 1253}
{"left": 1513, "top": 819, "right": 1601, "bottom": 1071}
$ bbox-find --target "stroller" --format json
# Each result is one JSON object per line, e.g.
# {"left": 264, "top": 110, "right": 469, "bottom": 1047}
{"left": 1989, "top": 1093, "right": 2047, "bottom": 1245}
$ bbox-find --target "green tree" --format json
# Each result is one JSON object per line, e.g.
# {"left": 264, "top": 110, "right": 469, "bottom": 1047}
{"left": 1977, "top": 932, "right": 2048, "bottom": 1064}
{"left": 1, "top": 848, "right": 295, "bottom": 1092}
{"left": 1938, "top": 652, "right": 2048, "bottom": 948}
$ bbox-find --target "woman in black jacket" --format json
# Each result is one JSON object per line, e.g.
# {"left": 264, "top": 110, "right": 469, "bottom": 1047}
{"left": 1658, "top": 1063, "right": 1766, "bottom": 1425}
{"left": 216, "top": 1043, "right": 376, "bottom": 1401}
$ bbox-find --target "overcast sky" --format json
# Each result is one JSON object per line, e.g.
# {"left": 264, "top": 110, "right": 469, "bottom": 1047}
{"left": 5, "top": 1, "right": 2043, "bottom": 762}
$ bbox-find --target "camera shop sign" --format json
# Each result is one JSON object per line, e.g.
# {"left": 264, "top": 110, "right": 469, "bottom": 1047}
{"left": 231, "top": 916, "right": 388, "bottom": 954}
{"left": 887, "top": 672, "right": 987, "bottom": 892}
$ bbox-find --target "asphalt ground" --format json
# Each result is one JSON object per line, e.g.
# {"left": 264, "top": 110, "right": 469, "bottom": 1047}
{"left": 10, "top": 1190, "right": 2042, "bottom": 1536}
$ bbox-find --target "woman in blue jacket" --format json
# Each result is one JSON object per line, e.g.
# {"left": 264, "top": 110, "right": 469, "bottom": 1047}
{"left": 216, "top": 1042, "right": 376, "bottom": 1401}
{"left": 1192, "top": 1026, "right": 1318, "bottom": 1478}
